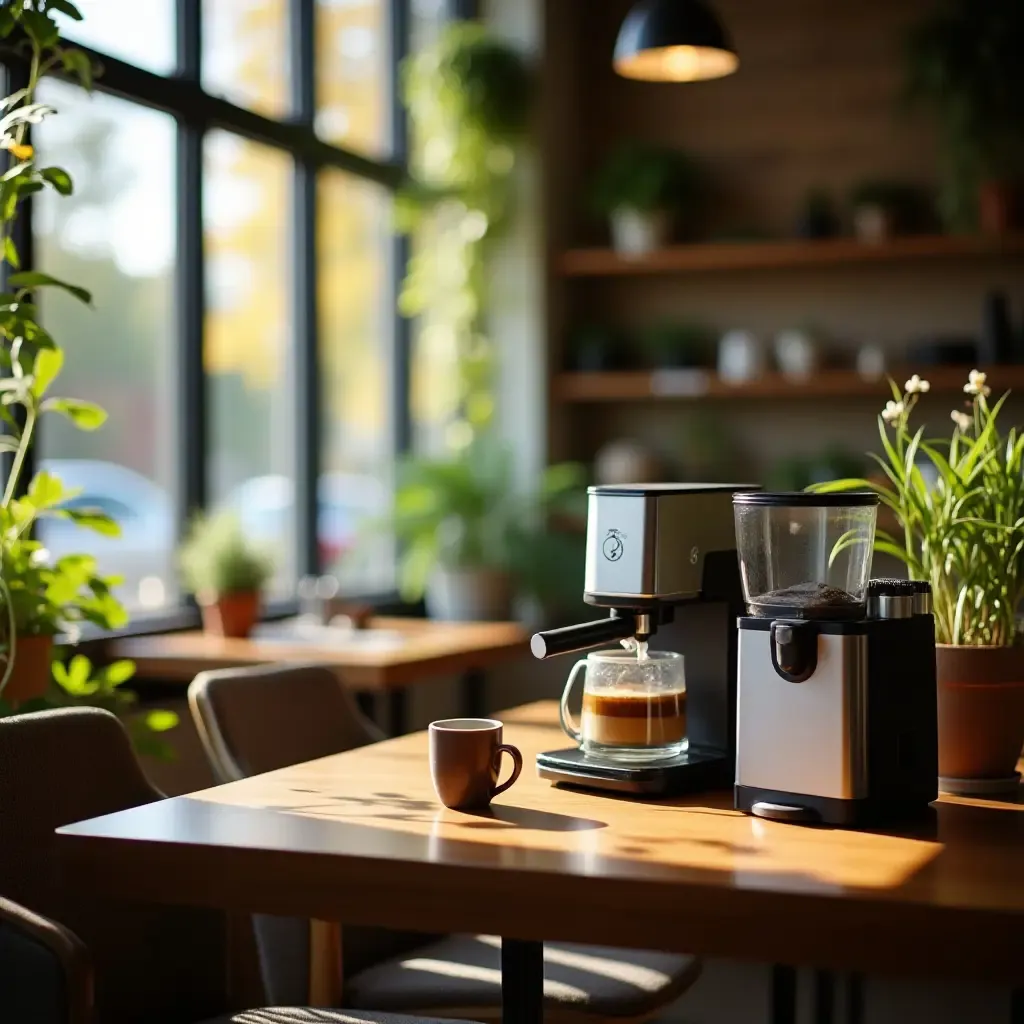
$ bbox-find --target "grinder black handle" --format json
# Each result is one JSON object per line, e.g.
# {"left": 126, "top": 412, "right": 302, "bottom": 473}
{"left": 530, "top": 615, "right": 637, "bottom": 659}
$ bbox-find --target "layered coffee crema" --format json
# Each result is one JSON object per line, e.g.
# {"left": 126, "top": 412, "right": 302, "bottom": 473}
{"left": 581, "top": 688, "right": 687, "bottom": 748}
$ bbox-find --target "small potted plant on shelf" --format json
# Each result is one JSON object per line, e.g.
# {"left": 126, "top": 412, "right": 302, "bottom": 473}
{"left": 381, "top": 438, "right": 584, "bottom": 622}
{"left": 905, "top": 0, "right": 1024, "bottom": 232}
{"left": 815, "top": 371, "right": 1024, "bottom": 794}
{"left": 847, "top": 180, "right": 933, "bottom": 243}
{"left": 179, "top": 512, "right": 273, "bottom": 639}
{"left": 639, "top": 320, "right": 713, "bottom": 370}
{"left": 588, "top": 142, "right": 702, "bottom": 257}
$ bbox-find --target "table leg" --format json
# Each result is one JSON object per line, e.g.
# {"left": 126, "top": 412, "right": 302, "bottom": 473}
{"left": 1010, "top": 989, "right": 1024, "bottom": 1024}
{"left": 771, "top": 964, "right": 798, "bottom": 1024}
{"left": 845, "top": 974, "right": 864, "bottom": 1024}
{"left": 387, "top": 690, "right": 408, "bottom": 737}
{"left": 308, "top": 919, "right": 343, "bottom": 1006}
{"left": 501, "top": 938, "right": 544, "bottom": 1024}
{"left": 813, "top": 969, "right": 835, "bottom": 1024}
{"left": 461, "top": 667, "right": 486, "bottom": 719}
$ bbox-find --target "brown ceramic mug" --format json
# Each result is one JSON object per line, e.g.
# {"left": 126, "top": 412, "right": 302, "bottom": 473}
{"left": 429, "top": 718, "right": 523, "bottom": 810}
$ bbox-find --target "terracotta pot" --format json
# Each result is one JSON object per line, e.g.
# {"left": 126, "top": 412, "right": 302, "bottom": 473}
{"left": 936, "top": 644, "right": 1024, "bottom": 790}
{"left": 1, "top": 634, "right": 54, "bottom": 705}
{"left": 201, "top": 590, "right": 261, "bottom": 638}
{"left": 977, "top": 180, "right": 1024, "bottom": 235}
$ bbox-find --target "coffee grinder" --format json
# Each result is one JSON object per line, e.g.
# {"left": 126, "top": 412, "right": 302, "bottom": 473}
{"left": 732, "top": 491, "right": 938, "bottom": 825}
{"left": 531, "top": 483, "right": 754, "bottom": 795}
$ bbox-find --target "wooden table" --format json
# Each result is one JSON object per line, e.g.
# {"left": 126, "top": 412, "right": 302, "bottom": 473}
{"left": 113, "top": 617, "right": 529, "bottom": 734}
{"left": 58, "top": 702, "right": 1024, "bottom": 1024}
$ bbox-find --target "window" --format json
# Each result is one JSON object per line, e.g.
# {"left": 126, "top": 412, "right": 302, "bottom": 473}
{"left": 0, "top": 0, "right": 452, "bottom": 628}
{"left": 204, "top": 132, "right": 295, "bottom": 597}
{"left": 34, "top": 81, "right": 178, "bottom": 614}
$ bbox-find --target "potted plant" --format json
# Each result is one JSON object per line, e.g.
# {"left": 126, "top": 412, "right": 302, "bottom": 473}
{"left": 565, "top": 324, "right": 629, "bottom": 373}
{"left": 905, "top": 0, "right": 1024, "bottom": 232}
{"left": 640, "top": 321, "right": 713, "bottom": 370}
{"left": 588, "top": 143, "right": 702, "bottom": 257}
{"left": 179, "top": 512, "right": 273, "bottom": 639}
{"left": 815, "top": 371, "right": 1024, "bottom": 793}
{"left": 848, "top": 180, "right": 933, "bottom": 242}
{"left": 382, "top": 439, "right": 584, "bottom": 622}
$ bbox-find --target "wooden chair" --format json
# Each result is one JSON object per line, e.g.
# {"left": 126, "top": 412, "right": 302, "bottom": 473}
{"left": 189, "top": 664, "right": 703, "bottom": 1024}
{"left": 0, "top": 706, "right": 479, "bottom": 1024}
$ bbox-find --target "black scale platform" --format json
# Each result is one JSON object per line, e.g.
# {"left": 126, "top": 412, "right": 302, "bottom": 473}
{"left": 536, "top": 746, "right": 729, "bottom": 796}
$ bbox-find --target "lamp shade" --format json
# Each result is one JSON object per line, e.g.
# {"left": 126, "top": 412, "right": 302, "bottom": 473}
{"left": 614, "top": 0, "right": 738, "bottom": 83}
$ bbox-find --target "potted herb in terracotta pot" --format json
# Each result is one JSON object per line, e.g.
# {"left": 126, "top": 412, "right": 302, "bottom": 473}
{"left": 180, "top": 512, "right": 273, "bottom": 639}
{"left": 588, "top": 143, "right": 702, "bottom": 257}
{"left": 816, "top": 371, "right": 1024, "bottom": 794}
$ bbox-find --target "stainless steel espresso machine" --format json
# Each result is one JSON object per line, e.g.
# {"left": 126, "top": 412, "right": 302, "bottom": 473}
{"left": 531, "top": 483, "right": 755, "bottom": 794}
{"left": 732, "top": 491, "right": 938, "bottom": 825}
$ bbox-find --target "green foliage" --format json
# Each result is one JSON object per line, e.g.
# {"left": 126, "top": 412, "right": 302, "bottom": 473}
{"left": 380, "top": 437, "right": 586, "bottom": 604}
{"left": 904, "top": 0, "right": 1024, "bottom": 227}
{"left": 639, "top": 320, "right": 714, "bottom": 369}
{"left": 0, "top": 653, "right": 180, "bottom": 762}
{"left": 0, "top": 3, "right": 152, "bottom": 745}
{"left": 813, "top": 372, "right": 1024, "bottom": 646}
{"left": 179, "top": 511, "right": 274, "bottom": 599}
{"left": 397, "top": 22, "right": 531, "bottom": 450}
{"left": 588, "top": 143, "right": 702, "bottom": 218}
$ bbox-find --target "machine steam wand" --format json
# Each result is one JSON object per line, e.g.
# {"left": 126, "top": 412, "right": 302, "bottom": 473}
{"left": 530, "top": 610, "right": 660, "bottom": 660}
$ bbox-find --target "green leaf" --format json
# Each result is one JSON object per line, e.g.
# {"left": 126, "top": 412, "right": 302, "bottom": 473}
{"left": 103, "top": 660, "right": 136, "bottom": 686}
{"left": 20, "top": 10, "right": 59, "bottom": 49}
{"left": 28, "top": 470, "right": 69, "bottom": 510}
{"left": 48, "top": 0, "right": 85, "bottom": 21}
{"left": 41, "top": 397, "right": 106, "bottom": 430}
{"left": 145, "top": 710, "right": 179, "bottom": 733}
{"left": 59, "top": 48, "right": 94, "bottom": 91}
{"left": 8, "top": 272, "right": 91, "bottom": 305}
{"left": 0, "top": 8, "right": 16, "bottom": 39}
{"left": 0, "top": 436, "right": 20, "bottom": 454}
{"left": 39, "top": 166, "right": 73, "bottom": 196}
{"left": 63, "top": 508, "right": 121, "bottom": 537}
{"left": 4, "top": 235, "right": 19, "bottom": 269}
{"left": 1, "top": 162, "right": 33, "bottom": 183}
{"left": 32, "top": 347, "right": 63, "bottom": 397}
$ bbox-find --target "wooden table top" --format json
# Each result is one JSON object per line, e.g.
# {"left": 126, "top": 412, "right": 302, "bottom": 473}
{"left": 58, "top": 702, "right": 1024, "bottom": 984}
{"left": 111, "top": 617, "right": 528, "bottom": 689}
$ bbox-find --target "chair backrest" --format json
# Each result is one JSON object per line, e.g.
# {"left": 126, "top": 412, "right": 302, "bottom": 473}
{"left": 187, "top": 664, "right": 420, "bottom": 1004}
{"left": 0, "top": 707, "right": 228, "bottom": 1024}
{"left": 0, "top": 896, "right": 92, "bottom": 1024}
{"left": 188, "top": 663, "right": 383, "bottom": 783}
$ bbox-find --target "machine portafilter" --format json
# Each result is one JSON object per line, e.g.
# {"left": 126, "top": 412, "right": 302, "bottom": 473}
{"left": 530, "top": 609, "right": 662, "bottom": 660}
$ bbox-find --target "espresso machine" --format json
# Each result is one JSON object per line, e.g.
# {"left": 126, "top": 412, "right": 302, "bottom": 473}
{"left": 732, "top": 491, "right": 938, "bottom": 825}
{"left": 531, "top": 483, "right": 755, "bottom": 794}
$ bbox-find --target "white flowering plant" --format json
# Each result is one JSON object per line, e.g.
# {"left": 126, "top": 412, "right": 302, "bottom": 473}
{"left": 814, "top": 370, "right": 1024, "bottom": 646}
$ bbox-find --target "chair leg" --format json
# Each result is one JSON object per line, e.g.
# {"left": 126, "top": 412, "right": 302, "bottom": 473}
{"left": 771, "top": 965, "right": 798, "bottom": 1024}
{"left": 502, "top": 938, "right": 544, "bottom": 1024}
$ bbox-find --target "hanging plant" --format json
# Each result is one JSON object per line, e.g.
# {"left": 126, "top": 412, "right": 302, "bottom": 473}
{"left": 396, "top": 21, "right": 531, "bottom": 450}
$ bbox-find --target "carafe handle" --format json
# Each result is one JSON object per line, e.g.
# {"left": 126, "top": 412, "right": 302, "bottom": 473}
{"left": 559, "top": 659, "right": 587, "bottom": 744}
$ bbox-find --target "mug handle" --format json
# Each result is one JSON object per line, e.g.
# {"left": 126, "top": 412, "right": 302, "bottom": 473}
{"left": 559, "top": 659, "right": 587, "bottom": 743}
{"left": 493, "top": 744, "right": 523, "bottom": 798}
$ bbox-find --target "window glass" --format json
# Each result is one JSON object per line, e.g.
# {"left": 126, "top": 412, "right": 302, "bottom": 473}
{"left": 315, "top": 0, "right": 388, "bottom": 155}
{"left": 59, "top": 0, "right": 176, "bottom": 75}
{"left": 34, "top": 80, "right": 178, "bottom": 614}
{"left": 317, "top": 169, "right": 393, "bottom": 590}
{"left": 411, "top": 0, "right": 447, "bottom": 53}
{"left": 203, "top": 0, "right": 290, "bottom": 118}
{"left": 204, "top": 131, "right": 295, "bottom": 597}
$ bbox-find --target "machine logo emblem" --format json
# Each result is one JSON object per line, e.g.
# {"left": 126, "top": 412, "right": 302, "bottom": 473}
{"left": 602, "top": 528, "right": 625, "bottom": 562}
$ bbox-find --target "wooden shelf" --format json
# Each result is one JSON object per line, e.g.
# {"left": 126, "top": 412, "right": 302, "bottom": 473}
{"left": 553, "top": 366, "right": 1024, "bottom": 403}
{"left": 558, "top": 234, "right": 1024, "bottom": 277}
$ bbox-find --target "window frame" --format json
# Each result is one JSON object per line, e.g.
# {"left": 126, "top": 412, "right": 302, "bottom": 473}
{"left": 4, "top": 0, "right": 437, "bottom": 635}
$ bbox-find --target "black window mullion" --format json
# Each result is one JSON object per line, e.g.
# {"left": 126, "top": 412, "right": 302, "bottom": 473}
{"left": 390, "top": 0, "right": 412, "bottom": 456}
{"left": 176, "top": 121, "right": 206, "bottom": 530}
{"left": 178, "top": 0, "right": 201, "bottom": 80}
{"left": 292, "top": 0, "right": 320, "bottom": 579}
